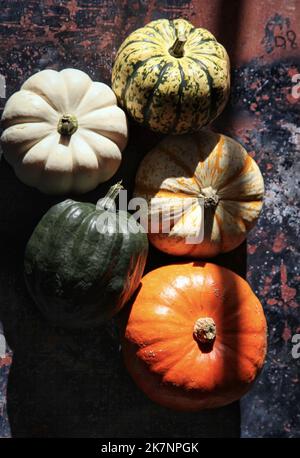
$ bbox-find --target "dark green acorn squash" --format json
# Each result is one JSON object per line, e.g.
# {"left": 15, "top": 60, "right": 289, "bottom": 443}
{"left": 24, "top": 184, "right": 148, "bottom": 328}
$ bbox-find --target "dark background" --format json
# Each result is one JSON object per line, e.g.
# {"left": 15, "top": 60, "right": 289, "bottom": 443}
{"left": 0, "top": 0, "right": 299, "bottom": 438}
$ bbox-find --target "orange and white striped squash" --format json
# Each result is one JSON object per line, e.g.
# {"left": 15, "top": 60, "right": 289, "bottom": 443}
{"left": 134, "top": 130, "right": 264, "bottom": 258}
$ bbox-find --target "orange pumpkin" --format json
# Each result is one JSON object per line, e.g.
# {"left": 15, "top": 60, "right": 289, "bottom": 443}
{"left": 134, "top": 130, "right": 264, "bottom": 258}
{"left": 123, "top": 262, "right": 267, "bottom": 411}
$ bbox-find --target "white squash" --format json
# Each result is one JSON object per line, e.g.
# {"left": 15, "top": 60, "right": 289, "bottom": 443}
{"left": 134, "top": 130, "right": 264, "bottom": 258}
{"left": 0, "top": 68, "right": 128, "bottom": 194}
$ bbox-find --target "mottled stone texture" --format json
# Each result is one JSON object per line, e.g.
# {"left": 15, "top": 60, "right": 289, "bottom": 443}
{"left": 0, "top": 0, "right": 299, "bottom": 438}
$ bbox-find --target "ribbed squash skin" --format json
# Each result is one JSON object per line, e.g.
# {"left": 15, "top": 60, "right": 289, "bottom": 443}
{"left": 134, "top": 130, "right": 264, "bottom": 258}
{"left": 24, "top": 200, "right": 148, "bottom": 328}
{"left": 112, "top": 18, "right": 230, "bottom": 134}
{"left": 0, "top": 68, "right": 128, "bottom": 194}
{"left": 123, "top": 262, "right": 267, "bottom": 411}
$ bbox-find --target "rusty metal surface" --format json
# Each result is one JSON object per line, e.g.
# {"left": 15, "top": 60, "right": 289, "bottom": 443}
{"left": 0, "top": 0, "right": 299, "bottom": 437}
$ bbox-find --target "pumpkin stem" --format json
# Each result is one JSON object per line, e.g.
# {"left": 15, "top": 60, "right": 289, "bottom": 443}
{"left": 199, "top": 186, "right": 219, "bottom": 208}
{"left": 193, "top": 317, "right": 216, "bottom": 344}
{"left": 57, "top": 114, "right": 78, "bottom": 136}
{"left": 169, "top": 32, "right": 187, "bottom": 58}
{"left": 98, "top": 181, "right": 124, "bottom": 211}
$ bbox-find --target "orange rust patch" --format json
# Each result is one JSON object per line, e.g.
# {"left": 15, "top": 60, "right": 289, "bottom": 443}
{"left": 272, "top": 233, "right": 287, "bottom": 253}
{"left": 157, "top": 190, "right": 193, "bottom": 199}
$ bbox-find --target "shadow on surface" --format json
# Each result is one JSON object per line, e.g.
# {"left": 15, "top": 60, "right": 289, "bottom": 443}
{"left": 0, "top": 120, "right": 241, "bottom": 437}
{"left": 0, "top": 0, "right": 246, "bottom": 436}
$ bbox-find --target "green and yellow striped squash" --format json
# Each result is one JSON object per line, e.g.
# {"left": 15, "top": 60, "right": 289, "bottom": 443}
{"left": 112, "top": 18, "right": 230, "bottom": 134}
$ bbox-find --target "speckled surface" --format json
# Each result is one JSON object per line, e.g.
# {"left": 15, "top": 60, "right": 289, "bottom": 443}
{"left": 223, "top": 58, "right": 300, "bottom": 438}
{"left": 0, "top": 0, "right": 299, "bottom": 438}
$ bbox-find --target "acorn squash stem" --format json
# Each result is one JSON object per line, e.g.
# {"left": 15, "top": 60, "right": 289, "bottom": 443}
{"left": 99, "top": 181, "right": 124, "bottom": 210}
